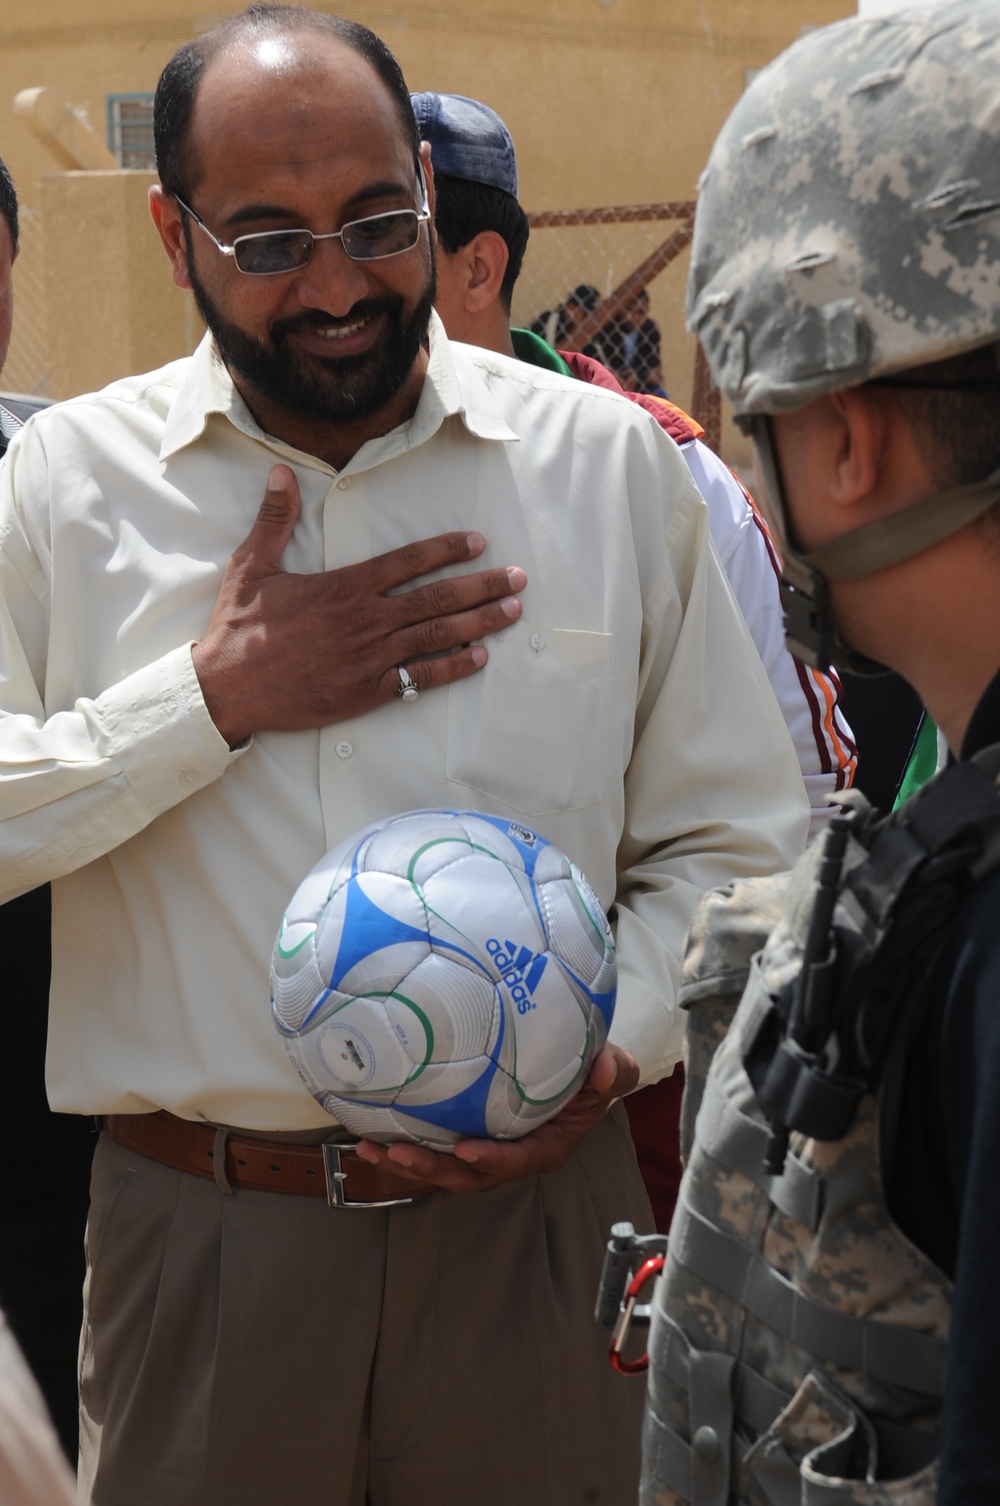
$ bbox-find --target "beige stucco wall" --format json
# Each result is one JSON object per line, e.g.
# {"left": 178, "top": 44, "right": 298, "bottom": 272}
{"left": 0, "top": 0, "right": 855, "bottom": 457}
{"left": 40, "top": 170, "right": 201, "bottom": 398}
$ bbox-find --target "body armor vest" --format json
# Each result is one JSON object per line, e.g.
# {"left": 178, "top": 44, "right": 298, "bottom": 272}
{"left": 641, "top": 754, "right": 1000, "bottom": 1505}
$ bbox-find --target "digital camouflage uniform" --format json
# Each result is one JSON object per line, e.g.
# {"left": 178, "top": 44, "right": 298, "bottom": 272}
{"left": 646, "top": 833, "right": 949, "bottom": 1504}
{"left": 641, "top": 4, "right": 1000, "bottom": 1501}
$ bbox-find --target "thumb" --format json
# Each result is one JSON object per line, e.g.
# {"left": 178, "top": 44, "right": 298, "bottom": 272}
{"left": 588, "top": 1043, "right": 639, "bottom": 1101}
{"left": 239, "top": 464, "right": 301, "bottom": 572}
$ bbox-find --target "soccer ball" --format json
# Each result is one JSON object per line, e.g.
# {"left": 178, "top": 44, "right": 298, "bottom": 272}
{"left": 270, "top": 809, "right": 617, "bottom": 1150}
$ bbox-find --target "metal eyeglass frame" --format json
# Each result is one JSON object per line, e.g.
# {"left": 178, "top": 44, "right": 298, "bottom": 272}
{"left": 174, "top": 176, "right": 431, "bottom": 276}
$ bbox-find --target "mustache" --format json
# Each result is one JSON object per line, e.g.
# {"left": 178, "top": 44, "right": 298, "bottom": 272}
{"left": 269, "top": 299, "right": 402, "bottom": 343}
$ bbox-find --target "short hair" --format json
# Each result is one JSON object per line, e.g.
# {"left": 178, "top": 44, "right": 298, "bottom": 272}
{"left": 876, "top": 342, "right": 1000, "bottom": 541}
{"left": 0, "top": 156, "right": 18, "bottom": 250}
{"left": 431, "top": 172, "right": 529, "bottom": 314}
{"left": 154, "top": 4, "right": 421, "bottom": 202}
{"left": 879, "top": 342, "right": 1000, "bottom": 488}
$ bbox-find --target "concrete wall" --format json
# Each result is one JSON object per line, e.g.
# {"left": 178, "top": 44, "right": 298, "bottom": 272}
{"left": 0, "top": 0, "right": 855, "bottom": 454}
{"left": 40, "top": 170, "right": 201, "bottom": 397}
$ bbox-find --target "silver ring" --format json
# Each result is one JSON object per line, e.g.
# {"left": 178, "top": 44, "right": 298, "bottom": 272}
{"left": 396, "top": 665, "right": 419, "bottom": 702}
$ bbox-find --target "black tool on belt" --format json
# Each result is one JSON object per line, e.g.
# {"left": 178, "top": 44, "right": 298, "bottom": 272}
{"left": 741, "top": 746, "right": 1000, "bottom": 1177}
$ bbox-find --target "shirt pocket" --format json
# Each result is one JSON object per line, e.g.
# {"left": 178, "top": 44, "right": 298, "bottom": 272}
{"left": 446, "top": 626, "right": 615, "bottom": 817}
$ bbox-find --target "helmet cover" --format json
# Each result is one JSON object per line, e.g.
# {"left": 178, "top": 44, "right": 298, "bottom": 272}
{"left": 689, "top": 0, "right": 1000, "bottom": 415}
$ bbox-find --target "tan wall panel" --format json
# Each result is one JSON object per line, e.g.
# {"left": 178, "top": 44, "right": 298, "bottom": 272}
{"left": 40, "top": 170, "right": 200, "bottom": 399}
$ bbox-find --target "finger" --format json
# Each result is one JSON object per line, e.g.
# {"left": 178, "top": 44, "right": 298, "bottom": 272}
{"left": 362, "top": 531, "right": 487, "bottom": 593}
{"left": 378, "top": 642, "right": 488, "bottom": 705}
{"left": 388, "top": 565, "right": 528, "bottom": 631}
{"left": 452, "top": 1133, "right": 554, "bottom": 1179}
{"left": 231, "top": 464, "right": 302, "bottom": 573}
{"left": 355, "top": 1138, "right": 495, "bottom": 1193}
{"left": 389, "top": 594, "right": 524, "bottom": 669}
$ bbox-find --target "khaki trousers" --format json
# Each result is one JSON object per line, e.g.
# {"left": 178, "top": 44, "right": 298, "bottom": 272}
{"left": 79, "top": 1105, "right": 652, "bottom": 1506}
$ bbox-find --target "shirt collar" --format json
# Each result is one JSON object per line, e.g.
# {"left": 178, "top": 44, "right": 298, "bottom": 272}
{"left": 159, "top": 311, "right": 518, "bottom": 467}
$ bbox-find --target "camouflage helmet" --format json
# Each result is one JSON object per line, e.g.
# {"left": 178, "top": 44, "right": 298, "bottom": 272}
{"left": 688, "top": 0, "right": 1000, "bottom": 417}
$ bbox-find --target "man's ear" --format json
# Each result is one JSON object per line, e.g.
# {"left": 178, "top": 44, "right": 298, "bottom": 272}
{"left": 828, "top": 386, "right": 889, "bottom": 511}
{"left": 419, "top": 141, "right": 435, "bottom": 229}
{"left": 149, "top": 185, "right": 193, "bottom": 291}
{"left": 461, "top": 230, "right": 509, "bottom": 315}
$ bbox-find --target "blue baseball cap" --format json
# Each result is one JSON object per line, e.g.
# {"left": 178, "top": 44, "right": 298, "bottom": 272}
{"left": 410, "top": 92, "right": 519, "bottom": 199}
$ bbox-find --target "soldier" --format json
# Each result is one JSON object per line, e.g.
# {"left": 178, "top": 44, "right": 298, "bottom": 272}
{"left": 641, "top": 3, "right": 1000, "bottom": 1503}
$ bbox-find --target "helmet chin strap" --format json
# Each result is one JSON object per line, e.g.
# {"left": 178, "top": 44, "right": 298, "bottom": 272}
{"left": 749, "top": 415, "right": 1000, "bottom": 678}
{"left": 749, "top": 417, "right": 887, "bottom": 676}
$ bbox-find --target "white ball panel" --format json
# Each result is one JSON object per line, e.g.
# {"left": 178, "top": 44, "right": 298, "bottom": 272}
{"left": 504, "top": 962, "right": 591, "bottom": 1083}
{"left": 538, "top": 875, "right": 611, "bottom": 985}
{"left": 422, "top": 855, "right": 544, "bottom": 961}
{"left": 360, "top": 812, "right": 473, "bottom": 881}
{"left": 517, "top": 1048, "right": 592, "bottom": 1106}
{"left": 529, "top": 842, "right": 574, "bottom": 886}
{"left": 309, "top": 1002, "right": 415, "bottom": 1093}
{"left": 270, "top": 936, "right": 327, "bottom": 1032}
{"left": 382, "top": 955, "right": 499, "bottom": 1064}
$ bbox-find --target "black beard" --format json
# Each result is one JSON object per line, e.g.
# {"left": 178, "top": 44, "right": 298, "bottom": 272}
{"left": 189, "top": 257, "right": 436, "bottom": 426}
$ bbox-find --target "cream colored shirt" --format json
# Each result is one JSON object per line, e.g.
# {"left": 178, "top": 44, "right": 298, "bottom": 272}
{"left": 0, "top": 321, "right": 808, "bottom": 1127}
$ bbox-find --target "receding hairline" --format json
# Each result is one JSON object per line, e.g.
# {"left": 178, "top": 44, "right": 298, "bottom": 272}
{"left": 155, "top": 6, "right": 421, "bottom": 202}
{"left": 189, "top": 33, "right": 404, "bottom": 165}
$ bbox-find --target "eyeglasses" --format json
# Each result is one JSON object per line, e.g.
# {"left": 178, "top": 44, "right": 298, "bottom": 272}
{"left": 175, "top": 187, "right": 431, "bottom": 276}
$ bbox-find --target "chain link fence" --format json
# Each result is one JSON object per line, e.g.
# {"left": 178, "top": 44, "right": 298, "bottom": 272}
{"left": 511, "top": 200, "right": 720, "bottom": 451}
{"left": 2, "top": 200, "right": 722, "bottom": 451}
{"left": 4, "top": 206, "right": 50, "bottom": 399}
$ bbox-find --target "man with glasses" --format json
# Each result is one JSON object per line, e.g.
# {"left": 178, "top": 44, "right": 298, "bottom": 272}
{"left": 0, "top": 7, "right": 808, "bottom": 1503}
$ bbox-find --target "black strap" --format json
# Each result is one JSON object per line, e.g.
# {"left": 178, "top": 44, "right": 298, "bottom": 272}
{"left": 744, "top": 753, "right": 1000, "bottom": 1155}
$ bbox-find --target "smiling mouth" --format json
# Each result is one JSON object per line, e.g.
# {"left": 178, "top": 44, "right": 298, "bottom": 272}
{"left": 312, "top": 316, "right": 374, "bottom": 340}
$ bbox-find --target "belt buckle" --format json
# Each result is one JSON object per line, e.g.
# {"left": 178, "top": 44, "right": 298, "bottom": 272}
{"left": 322, "top": 1143, "right": 414, "bottom": 1209}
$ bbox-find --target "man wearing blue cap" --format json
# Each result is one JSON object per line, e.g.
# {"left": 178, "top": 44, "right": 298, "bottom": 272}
{"left": 412, "top": 88, "right": 856, "bottom": 1230}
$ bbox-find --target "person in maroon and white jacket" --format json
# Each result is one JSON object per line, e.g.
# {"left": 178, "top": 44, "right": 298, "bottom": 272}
{"left": 413, "top": 88, "right": 857, "bottom": 1231}
{"left": 413, "top": 92, "right": 856, "bottom": 844}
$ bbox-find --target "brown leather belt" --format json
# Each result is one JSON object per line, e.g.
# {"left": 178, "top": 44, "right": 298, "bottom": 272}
{"left": 103, "top": 1111, "right": 435, "bottom": 1208}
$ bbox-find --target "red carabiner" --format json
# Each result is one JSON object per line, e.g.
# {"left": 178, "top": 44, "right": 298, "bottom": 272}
{"left": 608, "top": 1255, "right": 665, "bottom": 1374}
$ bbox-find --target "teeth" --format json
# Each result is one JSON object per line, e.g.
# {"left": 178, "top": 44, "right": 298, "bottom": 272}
{"left": 316, "top": 318, "right": 369, "bottom": 339}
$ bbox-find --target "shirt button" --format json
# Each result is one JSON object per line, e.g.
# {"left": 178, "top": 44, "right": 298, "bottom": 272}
{"left": 335, "top": 740, "right": 354, "bottom": 759}
{"left": 529, "top": 632, "right": 544, "bottom": 653}
{"left": 179, "top": 769, "right": 196, "bottom": 786}
{"left": 336, "top": 477, "right": 351, "bottom": 491}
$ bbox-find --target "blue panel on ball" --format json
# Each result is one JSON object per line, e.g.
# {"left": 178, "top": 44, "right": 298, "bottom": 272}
{"left": 551, "top": 956, "right": 617, "bottom": 1030}
{"left": 399, "top": 1055, "right": 500, "bottom": 1138}
{"left": 592, "top": 987, "right": 617, "bottom": 1030}
{"left": 330, "top": 877, "right": 428, "bottom": 989}
{"left": 460, "top": 810, "right": 550, "bottom": 877}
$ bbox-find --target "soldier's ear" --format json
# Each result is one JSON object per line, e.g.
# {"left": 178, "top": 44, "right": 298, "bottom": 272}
{"left": 828, "top": 387, "right": 893, "bottom": 514}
